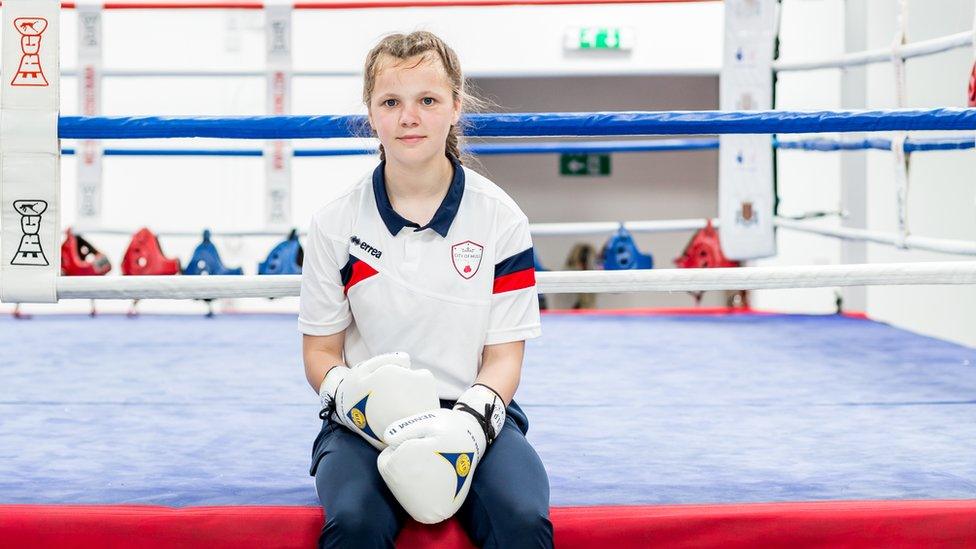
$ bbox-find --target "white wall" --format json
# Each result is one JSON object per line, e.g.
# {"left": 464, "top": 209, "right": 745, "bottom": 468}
{"left": 862, "top": 0, "right": 976, "bottom": 346}
{"left": 95, "top": 3, "right": 723, "bottom": 78}
{"left": 753, "top": 0, "right": 976, "bottom": 348}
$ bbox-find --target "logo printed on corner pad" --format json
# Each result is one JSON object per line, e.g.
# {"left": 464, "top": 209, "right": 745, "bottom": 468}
{"left": 11, "top": 18, "right": 50, "bottom": 87}
{"left": 451, "top": 240, "right": 484, "bottom": 280}
{"left": 736, "top": 201, "right": 758, "bottom": 226}
{"left": 350, "top": 235, "right": 382, "bottom": 258}
{"left": 10, "top": 200, "right": 49, "bottom": 266}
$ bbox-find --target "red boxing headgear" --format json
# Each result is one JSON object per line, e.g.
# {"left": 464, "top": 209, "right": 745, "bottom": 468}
{"left": 968, "top": 60, "right": 976, "bottom": 108}
{"left": 122, "top": 227, "right": 180, "bottom": 276}
{"left": 61, "top": 228, "right": 111, "bottom": 276}
{"left": 674, "top": 219, "right": 739, "bottom": 269}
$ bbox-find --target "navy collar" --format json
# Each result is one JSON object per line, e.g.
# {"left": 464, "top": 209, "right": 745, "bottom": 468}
{"left": 372, "top": 155, "right": 465, "bottom": 238}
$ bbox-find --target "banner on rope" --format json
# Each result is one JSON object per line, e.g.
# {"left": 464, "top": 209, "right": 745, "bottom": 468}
{"left": 77, "top": 4, "right": 102, "bottom": 224}
{"left": 1, "top": 0, "right": 60, "bottom": 304}
{"left": 719, "top": 0, "right": 778, "bottom": 261}
{"left": 264, "top": 5, "right": 292, "bottom": 230}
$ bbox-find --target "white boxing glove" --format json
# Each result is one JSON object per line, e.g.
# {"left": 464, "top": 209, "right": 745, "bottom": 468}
{"left": 319, "top": 352, "right": 439, "bottom": 450}
{"left": 377, "top": 384, "right": 506, "bottom": 524}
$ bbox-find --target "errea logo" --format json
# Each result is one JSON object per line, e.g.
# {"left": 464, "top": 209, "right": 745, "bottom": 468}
{"left": 351, "top": 235, "right": 382, "bottom": 259}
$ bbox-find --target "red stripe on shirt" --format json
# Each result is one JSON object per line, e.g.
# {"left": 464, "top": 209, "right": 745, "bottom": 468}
{"left": 344, "top": 261, "right": 378, "bottom": 294}
{"left": 492, "top": 268, "right": 535, "bottom": 294}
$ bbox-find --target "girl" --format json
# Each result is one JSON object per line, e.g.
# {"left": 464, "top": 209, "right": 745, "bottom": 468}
{"left": 299, "top": 31, "right": 552, "bottom": 549}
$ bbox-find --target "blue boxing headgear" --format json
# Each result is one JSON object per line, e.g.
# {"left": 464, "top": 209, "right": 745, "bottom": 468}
{"left": 602, "top": 226, "right": 653, "bottom": 270}
{"left": 183, "top": 229, "right": 243, "bottom": 276}
{"left": 258, "top": 229, "right": 304, "bottom": 275}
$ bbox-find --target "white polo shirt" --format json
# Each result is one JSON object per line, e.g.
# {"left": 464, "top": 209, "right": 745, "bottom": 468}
{"left": 298, "top": 156, "right": 541, "bottom": 398}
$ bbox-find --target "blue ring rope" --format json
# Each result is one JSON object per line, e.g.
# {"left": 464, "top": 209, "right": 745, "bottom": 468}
{"left": 58, "top": 109, "right": 976, "bottom": 139}
{"left": 60, "top": 135, "right": 975, "bottom": 157}
{"left": 774, "top": 136, "right": 976, "bottom": 152}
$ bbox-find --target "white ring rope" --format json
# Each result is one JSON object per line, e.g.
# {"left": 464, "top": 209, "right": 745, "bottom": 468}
{"left": 537, "top": 262, "right": 976, "bottom": 292}
{"left": 773, "top": 30, "right": 974, "bottom": 72}
{"left": 74, "top": 217, "right": 976, "bottom": 257}
{"left": 774, "top": 218, "right": 976, "bottom": 256}
{"left": 49, "top": 261, "right": 976, "bottom": 300}
{"left": 72, "top": 218, "right": 717, "bottom": 239}
{"left": 529, "top": 219, "right": 711, "bottom": 236}
{"left": 71, "top": 227, "right": 289, "bottom": 238}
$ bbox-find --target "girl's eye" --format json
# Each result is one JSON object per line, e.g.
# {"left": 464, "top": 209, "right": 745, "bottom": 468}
{"left": 422, "top": 97, "right": 435, "bottom": 106}
{"left": 383, "top": 99, "right": 397, "bottom": 107}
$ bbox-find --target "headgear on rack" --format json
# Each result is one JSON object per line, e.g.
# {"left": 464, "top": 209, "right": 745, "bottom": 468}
{"left": 183, "top": 229, "right": 243, "bottom": 276}
{"left": 968, "top": 60, "right": 976, "bottom": 108}
{"left": 122, "top": 227, "right": 181, "bottom": 276}
{"left": 258, "top": 229, "right": 304, "bottom": 275}
{"left": 61, "top": 228, "right": 111, "bottom": 276}
{"left": 674, "top": 219, "right": 739, "bottom": 269}
{"left": 602, "top": 225, "right": 653, "bottom": 270}
{"left": 564, "top": 242, "right": 597, "bottom": 310}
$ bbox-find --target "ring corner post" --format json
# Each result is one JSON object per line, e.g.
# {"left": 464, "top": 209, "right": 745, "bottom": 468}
{"left": 1, "top": 0, "right": 62, "bottom": 305}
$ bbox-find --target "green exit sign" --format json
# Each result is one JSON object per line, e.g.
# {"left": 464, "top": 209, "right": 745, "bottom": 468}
{"left": 565, "top": 27, "right": 634, "bottom": 51}
{"left": 560, "top": 154, "right": 611, "bottom": 176}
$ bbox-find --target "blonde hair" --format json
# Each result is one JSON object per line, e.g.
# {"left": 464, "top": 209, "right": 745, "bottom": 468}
{"left": 362, "top": 31, "right": 485, "bottom": 164}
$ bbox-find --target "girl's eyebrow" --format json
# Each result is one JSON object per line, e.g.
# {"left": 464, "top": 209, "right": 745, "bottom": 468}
{"left": 376, "top": 89, "right": 446, "bottom": 100}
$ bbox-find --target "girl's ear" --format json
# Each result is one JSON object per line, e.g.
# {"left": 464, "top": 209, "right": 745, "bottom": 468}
{"left": 452, "top": 97, "right": 461, "bottom": 126}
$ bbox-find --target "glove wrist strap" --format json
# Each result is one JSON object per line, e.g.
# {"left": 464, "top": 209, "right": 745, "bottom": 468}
{"left": 454, "top": 384, "right": 506, "bottom": 446}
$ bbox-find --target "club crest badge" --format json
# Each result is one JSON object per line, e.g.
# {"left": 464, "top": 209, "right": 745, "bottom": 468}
{"left": 452, "top": 240, "right": 484, "bottom": 279}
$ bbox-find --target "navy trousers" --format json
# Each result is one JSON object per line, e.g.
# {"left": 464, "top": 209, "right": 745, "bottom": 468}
{"left": 310, "top": 400, "right": 553, "bottom": 549}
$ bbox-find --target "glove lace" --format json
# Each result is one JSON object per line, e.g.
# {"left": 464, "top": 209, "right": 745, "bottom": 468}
{"left": 319, "top": 377, "right": 344, "bottom": 422}
{"left": 319, "top": 390, "right": 339, "bottom": 422}
{"left": 455, "top": 401, "right": 497, "bottom": 446}
{"left": 319, "top": 396, "right": 336, "bottom": 421}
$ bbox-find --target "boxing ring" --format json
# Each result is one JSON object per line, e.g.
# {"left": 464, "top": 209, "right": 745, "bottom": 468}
{"left": 3, "top": 0, "right": 976, "bottom": 547}
{"left": 2, "top": 310, "right": 975, "bottom": 548}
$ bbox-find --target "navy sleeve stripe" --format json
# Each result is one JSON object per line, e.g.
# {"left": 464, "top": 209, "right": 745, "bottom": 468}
{"left": 494, "top": 248, "right": 535, "bottom": 278}
{"left": 339, "top": 256, "right": 359, "bottom": 286}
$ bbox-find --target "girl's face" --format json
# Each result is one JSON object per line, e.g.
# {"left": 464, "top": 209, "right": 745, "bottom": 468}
{"left": 368, "top": 53, "right": 461, "bottom": 169}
